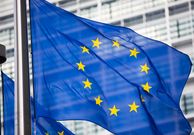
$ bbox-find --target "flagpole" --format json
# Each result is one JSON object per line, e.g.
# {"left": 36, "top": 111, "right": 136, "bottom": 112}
{"left": 14, "top": 0, "right": 31, "bottom": 134}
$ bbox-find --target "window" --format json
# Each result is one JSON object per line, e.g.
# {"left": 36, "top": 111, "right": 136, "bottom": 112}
{"left": 0, "top": 27, "right": 14, "bottom": 47}
{"left": 80, "top": 5, "right": 98, "bottom": 19}
{"left": 124, "top": 15, "right": 143, "bottom": 27}
{"left": 80, "top": 0, "right": 95, "bottom": 3}
{"left": 146, "top": 9, "right": 165, "bottom": 22}
{"left": 0, "top": 14, "right": 13, "bottom": 24}
{"left": 6, "top": 48, "right": 14, "bottom": 58}
{"left": 58, "top": 0, "right": 76, "bottom": 8}
{"left": 168, "top": 0, "right": 181, "bottom": 3}
{"left": 170, "top": 15, "right": 192, "bottom": 40}
{"left": 144, "top": 20, "right": 167, "bottom": 42}
{"left": 101, "top": 0, "right": 118, "bottom": 20}
{"left": 191, "top": 1, "right": 194, "bottom": 10}
{"left": 111, "top": 21, "right": 121, "bottom": 26}
{"left": 191, "top": 56, "right": 194, "bottom": 73}
{"left": 169, "top": 3, "right": 189, "bottom": 16}
{"left": 102, "top": 0, "right": 116, "bottom": 5}
{"left": 181, "top": 94, "right": 194, "bottom": 114}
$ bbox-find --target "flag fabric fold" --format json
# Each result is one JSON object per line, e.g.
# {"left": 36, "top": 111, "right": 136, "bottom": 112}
{"left": 2, "top": 72, "right": 14, "bottom": 135}
{"left": 30, "top": 0, "right": 192, "bottom": 134}
{"left": 2, "top": 72, "right": 74, "bottom": 135}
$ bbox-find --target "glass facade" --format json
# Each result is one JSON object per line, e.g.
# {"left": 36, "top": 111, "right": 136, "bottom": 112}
{"left": 181, "top": 93, "right": 194, "bottom": 114}
{"left": 0, "top": 0, "right": 194, "bottom": 134}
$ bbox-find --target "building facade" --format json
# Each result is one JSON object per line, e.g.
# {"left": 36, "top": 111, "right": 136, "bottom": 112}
{"left": 0, "top": 0, "right": 194, "bottom": 134}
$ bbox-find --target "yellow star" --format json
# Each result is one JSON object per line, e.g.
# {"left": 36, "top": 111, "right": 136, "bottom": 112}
{"left": 140, "top": 63, "right": 150, "bottom": 74}
{"left": 141, "top": 95, "right": 145, "bottom": 102}
{"left": 92, "top": 38, "right": 102, "bottom": 48}
{"left": 141, "top": 82, "right": 152, "bottom": 93}
{"left": 82, "top": 79, "right": 92, "bottom": 89}
{"left": 109, "top": 105, "right": 120, "bottom": 116}
{"left": 130, "top": 48, "right": 140, "bottom": 58}
{"left": 112, "top": 40, "right": 120, "bottom": 48}
{"left": 129, "top": 102, "right": 139, "bottom": 112}
{"left": 45, "top": 132, "right": 49, "bottom": 135}
{"left": 94, "top": 96, "right": 103, "bottom": 106}
{"left": 81, "top": 46, "right": 89, "bottom": 54}
{"left": 76, "top": 61, "right": 85, "bottom": 71}
{"left": 58, "top": 131, "right": 64, "bottom": 135}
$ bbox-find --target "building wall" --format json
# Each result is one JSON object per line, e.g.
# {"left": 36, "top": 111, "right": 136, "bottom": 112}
{"left": 0, "top": 0, "right": 194, "bottom": 134}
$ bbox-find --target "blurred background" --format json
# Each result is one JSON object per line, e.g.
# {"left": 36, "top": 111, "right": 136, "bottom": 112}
{"left": 0, "top": 0, "right": 194, "bottom": 134}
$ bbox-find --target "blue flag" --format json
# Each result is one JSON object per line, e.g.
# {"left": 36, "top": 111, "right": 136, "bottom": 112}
{"left": 1, "top": 72, "right": 74, "bottom": 135}
{"left": 30, "top": 0, "right": 192, "bottom": 134}
{"left": 2, "top": 72, "right": 14, "bottom": 135}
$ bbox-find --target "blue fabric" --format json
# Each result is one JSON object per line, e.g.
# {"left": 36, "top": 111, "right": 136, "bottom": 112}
{"left": 2, "top": 72, "right": 74, "bottom": 135}
{"left": 2, "top": 72, "right": 14, "bottom": 135}
{"left": 30, "top": 0, "right": 192, "bottom": 134}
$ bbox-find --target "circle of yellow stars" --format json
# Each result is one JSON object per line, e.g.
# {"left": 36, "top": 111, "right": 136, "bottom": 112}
{"left": 76, "top": 37, "right": 153, "bottom": 117}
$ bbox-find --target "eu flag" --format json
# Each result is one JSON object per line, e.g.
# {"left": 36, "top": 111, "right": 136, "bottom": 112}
{"left": 1, "top": 72, "right": 74, "bottom": 135}
{"left": 30, "top": 0, "right": 192, "bottom": 134}
{"left": 35, "top": 117, "right": 74, "bottom": 135}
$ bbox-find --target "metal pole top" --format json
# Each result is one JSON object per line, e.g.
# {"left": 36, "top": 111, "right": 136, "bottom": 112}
{"left": 0, "top": 44, "right": 6, "bottom": 64}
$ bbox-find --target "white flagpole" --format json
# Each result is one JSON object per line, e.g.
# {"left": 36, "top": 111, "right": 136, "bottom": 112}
{"left": 14, "top": 0, "right": 31, "bottom": 134}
